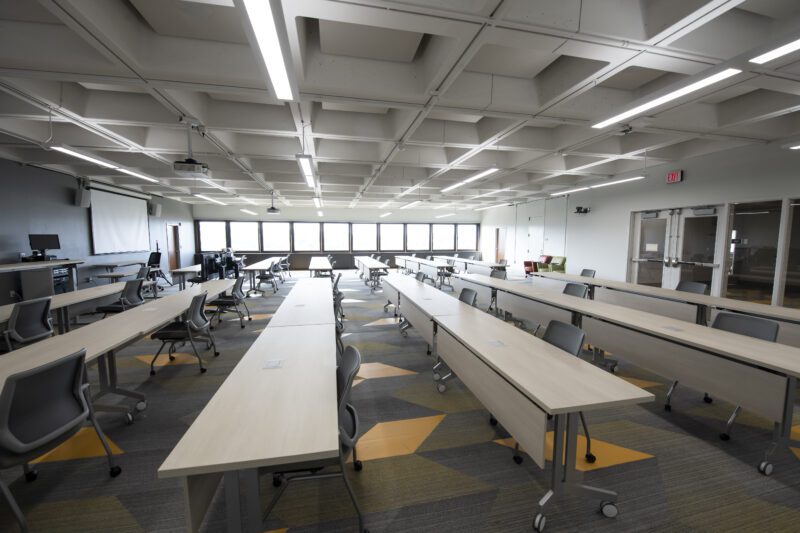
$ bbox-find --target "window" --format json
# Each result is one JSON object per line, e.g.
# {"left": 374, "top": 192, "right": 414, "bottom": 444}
{"left": 784, "top": 201, "right": 799, "bottom": 308}
{"left": 293, "top": 222, "right": 321, "bottom": 251}
{"left": 324, "top": 223, "right": 349, "bottom": 251}
{"left": 726, "top": 201, "right": 782, "bottom": 303}
{"left": 432, "top": 224, "right": 455, "bottom": 250}
{"left": 457, "top": 224, "right": 478, "bottom": 250}
{"left": 380, "top": 224, "right": 404, "bottom": 251}
{"left": 230, "top": 222, "right": 259, "bottom": 251}
{"left": 262, "top": 222, "right": 291, "bottom": 251}
{"left": 406, "top": 224, "right": 430, "bottom": 251}
{"left": 352, "top": 224, "right": 377, "bottom": 251}
{"left": 199, "top": 221, "right": 227, "bottom": 251}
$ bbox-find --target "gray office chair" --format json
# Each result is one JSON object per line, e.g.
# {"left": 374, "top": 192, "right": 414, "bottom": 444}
{"left": 267, "top": 345, "right": 367, "bottom": 532}
{"left": 2, "top": 297, "right": 54, "bottom": 352}
{"left": 563, "top": 283, "right": 589, "bottom": 299}
{"left": 676, "top": 280, "right": 707, "bottom": 295}
{"left": 415, "top": 271, "right": 426, "bottom": 282}
{"left": 96, "top": 278, "right": 145, "bottom": 317}
{"left": 580, "top": 269, "right": 596, "bottom": 278}
{"left": 208, "top": 276, "right": 251, "bottom": 328}
{"left": 149, "top": 293, "right": 219, "bottom": 375}
{"left": 458, "top": 288, "right": 477, "bottom": 307}
{"left": 279, "top": 255, "right": 291, "bottom": 278}
{"left": 499, "top": 259, "right": 508, "bottom": 266}
{"left": 256, "top": 263, "right": 278, "bottom": 293}
{"left": 490, "top": 269, "right": 507, "bottom": 280}
{"left": 0, "top": 349, "right": 121, "bottom": 532}
{"left": 271, "top": 260, "right": 285, "bottom": 283}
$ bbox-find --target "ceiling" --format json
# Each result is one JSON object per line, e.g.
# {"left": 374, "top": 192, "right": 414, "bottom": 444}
{"left": 0, "top": 0, "right": 799, "bottom": 212}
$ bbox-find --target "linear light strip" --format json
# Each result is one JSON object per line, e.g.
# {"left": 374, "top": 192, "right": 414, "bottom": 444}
{"left": 435, "top": 213, "right": 455, "bottom": 218}
{"left": 240, "top": 209, "right": 257, "bottom": 215}
{"left": 474, "top": 203, "right": 511, "bottom": 211}
{"left": 551, "top": 176, "right": 646, "bottom": 196}
{"left": 441, "top": 168, "right": 499, "bottom": 193}
{"left": 242, "top": 0, "right": 294, "bottom": 100}
{"left": 195, "top": 194, "right": 227, "bottom": 205}
{"left": 116, "top": 168, "right": 158, "bottom": 183}
{"left": 400, "top": 200, "right": 421, "bottom": 209}
{"left": 750, "top": 38, "right": 800, "bottom": 65}
{"left": 379, "top": 212, "right": 392, "bottom": 218}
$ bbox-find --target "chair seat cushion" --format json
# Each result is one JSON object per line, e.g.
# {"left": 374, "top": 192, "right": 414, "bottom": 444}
{"left": 151, "top": 321, "right": 188, "bottom": 340}
{"left": 96, "top": 304, "right": 124, "bottom": 314}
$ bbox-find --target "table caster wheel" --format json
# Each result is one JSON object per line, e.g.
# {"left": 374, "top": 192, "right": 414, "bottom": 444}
{"left": 758, "top": 461, "right": 773, "bottom": 476}
{"left": 200, "top": 367, "right": 207, "bottom": 373}
{"left": 719, "top": 433, "right": 730, "bottom": 441}
{"left": 664, "top": 404, "right": 672, "bottom": 412}
{"left": 109, "top": 466, "right": 122, "bottom": 478}
{"left": 489, "top": 416, "right": 498, "bottom": 426}
{"left": 609, "top": 364, "right": 619, "bottom": 374}
{"left": 248, "top": 317, "right": 252, "bottom": 321}
{"left": 433, "top": 372, "right": 441, "bottom": 381}
{"left": 240, "top": 324, "right": 245, "bottom": 329}
{"left": 272, "top": 476, "right": 282, "bottom": 487}
{"left": 214, "top": 351, "right": 220, "bottom": 357}
{"left": 436, "top": 383, "right": 446, "bottom": 393}
{"left": 513, "top": 455, "right": 523, "bottom": 465}
{"left": 354, "top": 460, "right": 363, "bottom": 471}
{"left": 600, "top": 501, "right": 618, "bottom": 518}
{"left": 585, "top": 453, "right": 596, "bottom": 464}
{"left": 533, "top": 512, "right": 546, "bottom": 531}
{"left": 25, "top": 469, "right": 38, "bottom": 483}
{"left": 125, "top": 413, "right": 134, "bottom": 425}
{"left": 703, "top": 394, "right": 713, "bottom": 404}
{"left": 135, "top": 401, "right": 147, "bottom": 412}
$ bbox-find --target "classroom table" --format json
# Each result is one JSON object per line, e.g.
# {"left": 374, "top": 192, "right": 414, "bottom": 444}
{"left": 531, "top": 271, "right": 800, "bottom": 346}
{"left": 454, "top": 272, "right": 800, "bottom": 474}
{"left": 394, "top": 256, "right": 453, "bottom": 288}
{"left": 171, "top": 264, "right": 202, "bottom": 290}
{"left": 308, "top": 256, "right": 333, "bottom": 278}
{"left": 0, "top": 278, "right": 234, "bottom": 423}
{"left": 354, "top": 256, "right": 390, "bottom": 290}
{"left": 159, "top": 278, "right": 336, "bottom": 532}
{"left": 243, "top": 256, "right": 284, "bottom": 295}
{"left": 433, "top": 256, "right": 505, "bottom": 276}
{"left": 384, "top": 273, "right": 652, "bottom": 529}
{"left": 95, "top": 260, "right": 145, "bottom": 273}
{"left": 0, "top": 259, "right": 84, "bottom": 292}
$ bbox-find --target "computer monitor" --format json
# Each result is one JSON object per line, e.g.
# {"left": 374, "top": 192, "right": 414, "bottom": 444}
{"left": 29, "top": 234, "right": 61, "bottom": 254}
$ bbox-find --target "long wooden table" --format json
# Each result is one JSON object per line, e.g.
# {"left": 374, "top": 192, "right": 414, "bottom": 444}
{"left": 171, "top": 264, "right": 202, "bottom": 290}
{"left": 354, "top": 256, "right": 389, "bottom": 290}
{"left": 455, "top": 272, "right": 800, "bottom": 473}
{"left": 383, "top": 273, "right": 652, "bottom": 528}
{"left": 95, "top": 260, "right": 146, "bottom": 273}
{"left": 308, "top": 256, "right": 333, "bottom": 277}
{"left": 159, "top": 277, "right": 335, "bottom": 532}
{"left": 433, "top": 256, "right": 505, "bottom": 276}
{"left": 0, "top": 279, "right": 234, "bottom": 422}
{"left": 394, "top": 256, "right": 453, "bottom": 288}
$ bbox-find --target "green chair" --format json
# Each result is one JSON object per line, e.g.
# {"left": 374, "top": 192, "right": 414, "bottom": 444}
{"left": 549, "top": 256, "right": 567, "bottom": 272}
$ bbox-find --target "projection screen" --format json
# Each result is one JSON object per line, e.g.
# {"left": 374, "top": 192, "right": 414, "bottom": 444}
{"left": 90, "top": 189, "right": 151, "bottom": 254}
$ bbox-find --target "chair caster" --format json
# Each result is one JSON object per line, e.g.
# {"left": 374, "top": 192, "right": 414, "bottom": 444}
{"left": 200, "top": 367, "right": 207, "bottom": 373}
{"left": 585, "top": 453, "right": 596, "bottom": 464}
{"left": 248, "top": 317, "right": 252, "bottom": 321}
{"left": 272, "top": 476, "right": 282, "bottom": 487}
{"left": 150, "top": 370, "right": 156, "bottom": 376}
{"left": 25, "top": 470, "right": 38, "bottom": 483}
{"left": 609, "top": 364, "right": 619, "bottom": 374}
{"left": 125, "top": 413, "right": 134, "bottom": 425}
{"left": 600, "top": 501, "right": 618, "bottom": 518}
{"left": 168, "top": 355, "right": 175, "bottom": 361}
{"left": 533, "top": 512, "right": 546, "bottom": 532}
{"left": 489, "top": 416, "right": 498, "bottom": 426}
{"left": 426, "top": 349, "right": 431, "bottom": 355}
{"left": 109, "top": 466, "right": 122, "bottom": 478}
{"left": 664, "top": 404, "right": 671, "bottom": 412}
{"left": 354, "top": 460, "right": 363, "bottom": 471}
{"left": 513, "top": 455, "right": 523, "bottom": 465}
{"left": 719, "top": 433, "right": 730, "bottom": 441}
{"left": 240, "top": 324, "right": 245, "bottom": 329}
{"left": 135, "top": 401, "right": 147, "bottom": 412}
{"left": 436, "top": 383, "right": 446, "bottom": 393}
{"left": 214, "top": 352, "right": 220, "bottom": 357}
{"left": 703, "top": 394, "right": 713, "bottom": 404}
{"left": 432, "top": 372, "right": 441, "bottom": 381}
{"left": 758, "top": 461, "right": 774, "bottom": 476}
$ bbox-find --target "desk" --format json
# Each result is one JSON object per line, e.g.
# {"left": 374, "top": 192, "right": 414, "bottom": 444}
{"left": 0, "top": 279, "right": 234, "bottom": 422}
{"left": 433, "top": 256, "right": 504, "bottom": 276}
{"left": 394, "top": 256, "right": 453, "bottom": 288}
{"left": 0, "top": 259, "right": 84, "bottom": 293}
{"left": 267, "top": 277, "right": 333, "bottom": 327}
{"left": 532, "top": 271, "right": 800, "bottom": 346}
{"left": 171, "top": 264, "right": 202, "bottom": 290}
{"left": 455, "top": 272, "right": 800, "bottom": 472}
{"left": 383, "top": 274, "right": 462, "bottom": 346}
{"left": 354, "top": 256, "right": 389, "bottom": 290}
{"left": 95, "top": 260, "right": 145, "bottom": 273}
{"left": 159, "top": 278, "right": 337, "bottom": 532}
{"left": 308, "top": 256, "right": 333, "bottom": 278}
{"left": 387, "top": 273, "right": 652, "bottom": 528}
{"left": 243, "top": 257, "right": 283, "bottom": 295}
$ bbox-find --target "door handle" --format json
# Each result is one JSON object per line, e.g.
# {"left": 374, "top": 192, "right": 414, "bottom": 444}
{"left": 671, "top": 258, "right": 679, "bottom": 267}
{"left": 664, "top": 257, "right": 671, "bottom": 267}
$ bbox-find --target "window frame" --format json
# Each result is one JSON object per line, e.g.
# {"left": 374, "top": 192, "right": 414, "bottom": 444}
{"left": 292, "top": 221, "right": 322, "bottom": 252}
{"left": 261, "top": 221, "right": 292, "bottom": 252}
{"left": 323, "top": 222, "right": 351, "bottom": 252}
{"left": 351, "top": 223, "right": 378, "bottom": 252}
{"left": 379, "top": 223, "right": 405, "bottom": 252}
{"left": 229, "top": 221, "right": 261, "bottom": 252}
{"left": 432, "top": 223, "right": 456, "bottom": 251}
{"left": 197, "top": 220, "right": 228, "bottom": 252}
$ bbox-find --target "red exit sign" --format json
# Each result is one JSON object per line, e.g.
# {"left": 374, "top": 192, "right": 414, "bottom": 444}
{"left": 666, "top": 170, "right": 683, "bottom": 184}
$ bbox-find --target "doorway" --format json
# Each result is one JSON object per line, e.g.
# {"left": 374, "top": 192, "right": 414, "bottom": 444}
{"left": 630, "top": 207, "right": 721, "bottom": 290}
{"left": 495, "top": 228, "right": 506, "bottom": 263}
{"left": 166, "top": 224, "right": 181, "bottom": 271}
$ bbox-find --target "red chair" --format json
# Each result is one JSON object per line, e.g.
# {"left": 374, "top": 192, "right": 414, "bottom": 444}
{"left": 524, "top": 261, "right": 537, "bottom": 277}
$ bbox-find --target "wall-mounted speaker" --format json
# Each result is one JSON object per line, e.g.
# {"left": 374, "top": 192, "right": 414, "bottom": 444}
{"left": 148, "top": 203, "right": 162, "bottom": 217}
{"left": 75, "top": 184, "right": 91, "bottom": 208}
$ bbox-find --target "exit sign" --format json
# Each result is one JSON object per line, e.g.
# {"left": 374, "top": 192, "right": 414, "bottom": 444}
{"left": 666, "top": 170, "right": 683, "bottom": 184}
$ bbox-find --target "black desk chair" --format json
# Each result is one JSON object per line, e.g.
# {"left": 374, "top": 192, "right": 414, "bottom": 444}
{"left": 0, "top": 349, "right": 121, "bottom": 532}
{"left": 279, "top": 255, "right": 291, "bottom": 278}
{"left": 458, "top": 288, "right": 477, "bottom": 306}
{"left": 563, "top": 282, "right": 589, "bottom": 299}
{"left": 149, "top": 293, "right": 219, "bottom": 375}
{"left": 208, "top": 276, "right": 251, "bottom": 328}
{"left": 96, "top": 279, "right": 145, "bottom": 318}
{"left": 2, "top": 297, "right": 54, "bottom": 352}
{"left": 147, "top": 252, "right": 172, "bottom": 288}
{"left": 580, "top": 269, "right": 596, "bottom": 278}
{"left": 676, "top": 280, "right": 707, "bottom": 294}
{"left": 267, "top": 345, "right": 367, "bottom": 532}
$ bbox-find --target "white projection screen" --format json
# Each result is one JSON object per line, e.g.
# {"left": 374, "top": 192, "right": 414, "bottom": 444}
{"left": 90, "top": 189, "right": 151, "bottom": 254}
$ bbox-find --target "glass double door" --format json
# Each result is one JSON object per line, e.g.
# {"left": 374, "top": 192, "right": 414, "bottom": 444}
{"left": 631, "top": 208, "right": 720, "bottom": 290}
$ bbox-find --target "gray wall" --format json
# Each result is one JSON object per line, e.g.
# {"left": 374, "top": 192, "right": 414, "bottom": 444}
{"left": 0, "top": 158, "right": 195, "bottom": 303}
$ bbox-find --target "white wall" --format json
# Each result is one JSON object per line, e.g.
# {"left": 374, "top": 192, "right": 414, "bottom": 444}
{"left": 192, "top": 205, "right": 481, "bottom": 223}
{"left": 480, "top": 143, "right": 800, "bottom": 280}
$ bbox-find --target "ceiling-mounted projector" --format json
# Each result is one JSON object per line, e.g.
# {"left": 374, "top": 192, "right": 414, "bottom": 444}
{"left": 173, "top": 157, "right": 209, "bottom": 177}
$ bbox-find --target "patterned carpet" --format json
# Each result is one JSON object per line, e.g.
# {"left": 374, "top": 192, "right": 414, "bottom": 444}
{"left": 2, "top": 270, "right": 800, "bottom": 532}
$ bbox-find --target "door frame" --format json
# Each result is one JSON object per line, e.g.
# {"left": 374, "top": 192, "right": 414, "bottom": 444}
{"left": 166, "top": 223, "right": 181, "bottom": 270}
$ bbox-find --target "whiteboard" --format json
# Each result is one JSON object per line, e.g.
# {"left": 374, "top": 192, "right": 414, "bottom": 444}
{"left": 90, "top": 189, "right": 150, "bottom": 254}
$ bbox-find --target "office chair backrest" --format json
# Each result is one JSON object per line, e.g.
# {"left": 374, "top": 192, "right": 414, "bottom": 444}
{"left": 711, "top": 312, "right": 778, "bottom": 342}
{"left": 563, "top": 283, "right": 588, "bottom": 299}
{"left": 147, "top": 252, "right": 161, "bottom": 268}
{"left": 122, "top": 279, "right": 145, "bottom": 306}
{"left": 490, "top": 269, "right": 507, "bottom": 280}
{"left": 542, "top": 321, "right": 586, "bottom": 357}
{"left": 411, "top": 253, "right": 416, "bottom": 257}
{"left": 415, "top": 272, "right": 425, "bottom": 282}
{"left": 499, "top": 259, "right": 508, "bottom": 265}
{"left": 676, "top": 280, "right": 708, "bottom": 295}
{"left": 0, "top": 348, "right": 87, "bottom": 454}
{"left": 376, "top": 255, "right": 382, "bottom": 262}
{"left": 333, "top": 273, "right": 341, "bottom": 292}
{"left": 458, "top": 288, "right": 477, "bottom": 306}
{"left": 186, "top": 293, "right": 210, "bottom": 331}
{"left": 426, "top": 255, "right": 432, "bottom": 260}
{"left": 7, "top": 297, "right": 53, "bottom": 343}
{"left": 580, "top": 269, "right": 596, "bottom": 278}
{"left": 232, "top": 276, "right": 246, "bottom": 300}
{"left": 337, "top": 345, "right": 361, "bottom": 412}
{"left": 136, "top": 266, "right": 150, "bottom": 279}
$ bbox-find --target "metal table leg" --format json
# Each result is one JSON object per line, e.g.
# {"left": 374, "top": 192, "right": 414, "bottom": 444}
{"left": 758, "top": 376, "right": 800, "bottom": 475}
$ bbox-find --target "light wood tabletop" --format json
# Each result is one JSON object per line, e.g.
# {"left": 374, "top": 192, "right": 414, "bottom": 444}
{"left": 267, "top": 277, "right": 334, "bottom": 327}
{"left": 384, "top": 274, "right": 463, "bottom": 316}
{"left": 354, "top": 256, "right": 389, "bottom": 269}
{"left": 0, "top": 282, "right": 127, "bottom": 323}
{"left": 243, "top": 256, "right": 283, "bottom": 271}
{"left": 308, "top": 256, "right": 333, "bottom": 272}
{"left": 0, "top": 259, "right": 84, "bottom": 273}
{"left": 433, "top": 256, "right": 504, "bottom": 267}
{"left": 395, "top": 256, "right": 450, "bottom": 268}
{"left": 171, "top": 264, "right": 202, "bottom": 274}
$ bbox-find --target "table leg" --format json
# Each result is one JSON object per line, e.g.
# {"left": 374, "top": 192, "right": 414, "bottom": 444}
{"left": 695, "top": 304, "right": 709, "bottom": 326}
{"left": 92, "top": 352, "right": 147, "bottom": 420}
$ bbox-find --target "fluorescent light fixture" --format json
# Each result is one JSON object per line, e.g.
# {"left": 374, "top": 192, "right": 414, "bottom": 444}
{"left": 592, "top": 68, "right": 741, "bottom": 129}
{"left": 474, "top": 203, "right": 511, "bottom": 211}
{"left": 750, "top": 38, "right": 800, "bottom": 64}
{"left": 296, "top": 154, "right": 315, "bottom": 187}
{"left": 240, "top": 209, "right": 258, "bottom": 215}
{"left": 317, "top": 210, "right": 323, "bottom": 217}
{"left": 400, "top": 200, "right": 421, "bottom": 209}
{"left": 282, "top": 199, "right": 292, "bottom": 206}
{"left": 379, "top": 212, "right": 392, "bottom": 218}
{"left": 737, "top": 211, "right": 770, "bottom": 215}
{"left": 241, "top": 0, "right": 294, "bottom": 100}
{"left": 590, "top": 176, "right": 645, "bottom": 189}
{"left": 240, "top": 197, "right": 258, "bottom": 205}
{"left": 116, "top": 168, "right": 158, "bottom": 183}
{"left": 435, "top": 213, "right": 455, "bottom": 218}
{"left": 469, "top": 187, "right": 512, "bottom": 200}
{"left": 441, "top": 168, "right": 499, "bottom": 193}
{"left": 550, "top": 187, "right": 589, "bottom": 197}
{"left": 789, "top": 145, "right": 800, "bottom": 150}
{"left": 51, "top": 145, "right": 117, "bottom": 169}
{"left": 195, "top": 194, "right": 227, "bottom": 205}
{"left": 434, "top": 203, "right": 453, "bottom": 210}
{"left": 313, "top": 197, "right": 322, "bottom": 208}
{"left": 378, "top": 201, "right": 392, "bottom": 208}
{"left": 398, "top": 183, "right": 422, "bottom": 197}
{"left": 199, "top": 178, "right": 228, "bottom": 192}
